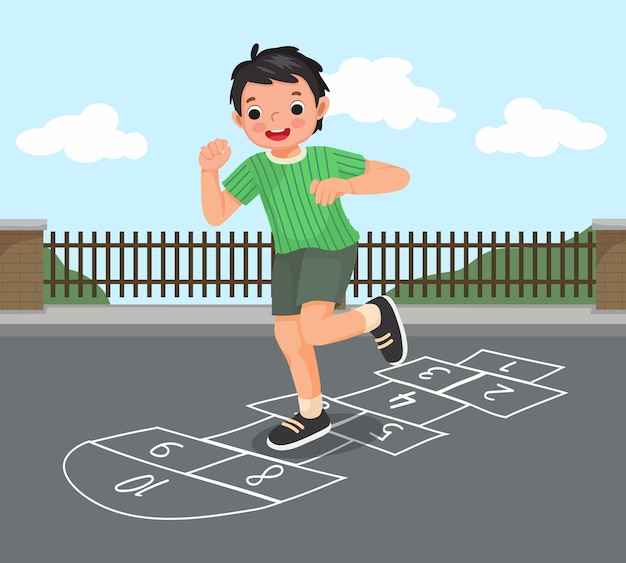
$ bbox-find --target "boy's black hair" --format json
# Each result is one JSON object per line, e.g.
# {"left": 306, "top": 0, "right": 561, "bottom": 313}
{"left": 230, "top": 44, "right": 330, "bottom": 133}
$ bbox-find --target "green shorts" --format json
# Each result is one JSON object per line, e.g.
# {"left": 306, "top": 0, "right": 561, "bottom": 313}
{"left": 271, "top": 244, "right": 358, "bottom": 316}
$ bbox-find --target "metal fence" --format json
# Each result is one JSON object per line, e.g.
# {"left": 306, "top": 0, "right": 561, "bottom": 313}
{"left": 44, "top": 230, "right": 595, "bottom": 301}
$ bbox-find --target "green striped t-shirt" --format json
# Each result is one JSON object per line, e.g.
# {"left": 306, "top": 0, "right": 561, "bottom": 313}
{"left": 223, "top": 146, "right": 366, "bottom": 254}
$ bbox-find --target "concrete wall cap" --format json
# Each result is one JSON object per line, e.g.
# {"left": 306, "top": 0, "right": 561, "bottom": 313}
{"left": 0, "top": 219, "right": 47, "bottom": 231}
{"left": 592, "top": 219, "right": 626, "bottom": 230}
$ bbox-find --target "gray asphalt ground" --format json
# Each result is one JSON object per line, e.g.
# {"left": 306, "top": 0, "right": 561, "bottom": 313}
{"left": 1, "top": 309, "right": 624, "bottom": 562}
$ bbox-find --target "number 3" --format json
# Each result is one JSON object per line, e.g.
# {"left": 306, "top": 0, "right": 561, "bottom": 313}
{"left": 419, "top": 366, "right": 451, "bottom": 381}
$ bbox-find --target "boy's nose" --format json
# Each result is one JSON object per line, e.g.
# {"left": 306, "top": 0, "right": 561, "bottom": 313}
{"left": 271, "top": 112, "right": 279, "bottom": 121}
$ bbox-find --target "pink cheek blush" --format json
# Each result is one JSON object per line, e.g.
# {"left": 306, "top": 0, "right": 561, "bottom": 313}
{"left": 252, "top": 122, "right": 266, "bottom": 133}
{"left": 291, "top": 118, "right": 306, "bottom": 128}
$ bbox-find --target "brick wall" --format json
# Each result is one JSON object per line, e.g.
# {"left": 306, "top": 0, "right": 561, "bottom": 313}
{"left": 0, "top": 220, "right": 47, "bottom": 311}
{"left": 593, "top": 219, "right": 626, "bottom": 310}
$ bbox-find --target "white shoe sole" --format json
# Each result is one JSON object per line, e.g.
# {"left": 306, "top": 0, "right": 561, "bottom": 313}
{"left": 379, "top": 295, "right": 408, "bottom": 365}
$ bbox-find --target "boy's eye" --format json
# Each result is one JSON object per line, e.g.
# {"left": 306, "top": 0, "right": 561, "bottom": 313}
{"left": 247, "top": 105, "right": 262, "bottom": 120}
{"left": 290, "top": 101, "right": 304, "bottom": 115}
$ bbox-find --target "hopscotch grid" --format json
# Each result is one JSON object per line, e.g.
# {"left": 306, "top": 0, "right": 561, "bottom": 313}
{"left": 89, "top": 441, "right": 279, "bottom": 503}
{"left": 64, "top": 348, "right": 569, "bottom": 521}
{"left": 62, "top": 441, "right": 280, "bottom": 522}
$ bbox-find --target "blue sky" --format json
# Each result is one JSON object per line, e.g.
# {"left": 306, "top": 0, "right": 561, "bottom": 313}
{"left": 2, "top": 1, "right": 623, "bottom": 302}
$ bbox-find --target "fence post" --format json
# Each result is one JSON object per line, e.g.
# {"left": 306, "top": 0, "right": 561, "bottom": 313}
{"left": 593, "top": 219, "right": 626, "bottom": 310}
{"left": 0, "top": 219, "right": 47, "bottom": 311}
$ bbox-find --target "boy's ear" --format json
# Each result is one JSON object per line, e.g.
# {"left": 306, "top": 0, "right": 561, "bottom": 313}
{"left": 232, "top": 111, "right": 244, "bottom": 129}
{"left": 316, "top": 96, "right": 330, "bottom": 119}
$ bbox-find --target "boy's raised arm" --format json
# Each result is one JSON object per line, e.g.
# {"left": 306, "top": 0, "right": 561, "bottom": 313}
{"left": 199, "top": 138, "right": 242, "bottom": 226}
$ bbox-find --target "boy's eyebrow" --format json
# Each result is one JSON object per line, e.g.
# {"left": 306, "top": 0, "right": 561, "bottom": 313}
{"left": 245, "top": 96, "right": 256, "bottom": 104}
{"left": 292, "top": 91, "right": 301, "bottom": 96}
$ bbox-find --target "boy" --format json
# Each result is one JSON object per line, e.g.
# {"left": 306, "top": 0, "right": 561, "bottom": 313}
{"left": 199, "top": 44, "right": 410, "bottom": 451}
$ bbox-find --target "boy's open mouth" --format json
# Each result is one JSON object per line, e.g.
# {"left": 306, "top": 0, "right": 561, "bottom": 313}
{"left": 265, "top": 128, "right": 290, "bottom": 141}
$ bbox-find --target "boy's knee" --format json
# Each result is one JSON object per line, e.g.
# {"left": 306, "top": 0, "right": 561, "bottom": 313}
{"left": 299, "top": 317, "right": 326, "bottom": 346}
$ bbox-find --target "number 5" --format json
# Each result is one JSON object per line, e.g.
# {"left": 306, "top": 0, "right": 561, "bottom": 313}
{"left": 370, "top": 423, "right": 404, "bottom": 442}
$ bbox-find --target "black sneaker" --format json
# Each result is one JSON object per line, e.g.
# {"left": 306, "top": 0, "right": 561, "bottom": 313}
{"left": 266, "top": 410, "right": 331, "bottom": 451}
{"left": 367, "top": 295, "right": 407, "bottom": 365}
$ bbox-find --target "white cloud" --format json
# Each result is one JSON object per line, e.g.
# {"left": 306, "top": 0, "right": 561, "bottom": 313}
{"left": 475, "top": 98, "right": 607, "bottom": 157}
{"left": 322, "top": 57, "right": 456, "bottom": 130}
{"left": 16, "top": 103, "right": 148, "bottom": 163}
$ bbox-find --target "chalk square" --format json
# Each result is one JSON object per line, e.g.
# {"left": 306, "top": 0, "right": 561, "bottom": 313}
{"left": 247, "top": 393, "right": 364, "bottom": 427}
{"left": 443, "top": 374, "right": 567, "bottom": 418}
{"left": 374, "top": 356, "right": 484, "bottom": 392}
{"left": 64, "top": 441, "right": 272, "bottom": 520}
{"left": 334, "top": 380, "right": 467, "bottom": 427}
{"left": 195, "top": 453, "right": 345, "bottom": 503}
{"left": 330, "top": 412, "right": 447, "bottom": 456}
{"left": 94, "top": 427, "right": 236, "bottom": 472}
{"left": 206, "top": 416, "right": 353, "bottom": 465}
{"left": 458, "top": 349, "right": 565, "bottom": 383}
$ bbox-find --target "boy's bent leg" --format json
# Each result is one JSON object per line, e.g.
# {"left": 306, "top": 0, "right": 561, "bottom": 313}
{"left": 299, "top": 300, "right": 367, "bottom": 346}
{"left": 300, "top": 298, "right": 408, "bottom": 365}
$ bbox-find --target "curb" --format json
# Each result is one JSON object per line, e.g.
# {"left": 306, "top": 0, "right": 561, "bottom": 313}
{"left": 1, "top": 304, "right": 626, "bottom": 337}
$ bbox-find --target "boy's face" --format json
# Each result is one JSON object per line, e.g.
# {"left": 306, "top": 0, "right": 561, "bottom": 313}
{"left": 233, "top": 75, "right": 329, "bottom": 150}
